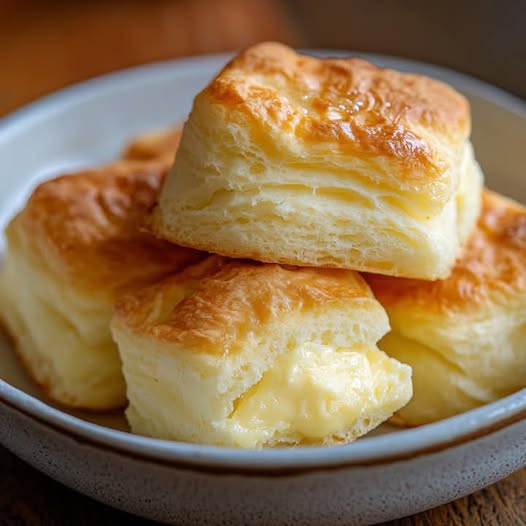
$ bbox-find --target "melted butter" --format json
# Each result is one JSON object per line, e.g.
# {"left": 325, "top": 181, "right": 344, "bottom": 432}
{"left": 227, "top": 342, "right": 410, "bottom": 447}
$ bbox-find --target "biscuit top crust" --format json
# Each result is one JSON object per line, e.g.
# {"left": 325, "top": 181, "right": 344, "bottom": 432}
{"left": 121, "top": 126, "right": 183, "bottom": 161}
{"left": 366, "top": 189, "right": 526, "bottom": 314}
{"left": 113, "top": 256, "right": 376, "bottom": 353}
{"left": 202, "top": 42, "right": 470, "bottom": 181}
{"left": 9, "top": 160, "right": 203, "bottom": 298}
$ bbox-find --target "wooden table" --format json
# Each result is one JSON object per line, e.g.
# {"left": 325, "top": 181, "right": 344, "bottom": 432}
{"left": 1, "top": 446, "right": 524, "bottom": 525}
{"left": 0, "top": 0, "right": 300, "bottom": 116}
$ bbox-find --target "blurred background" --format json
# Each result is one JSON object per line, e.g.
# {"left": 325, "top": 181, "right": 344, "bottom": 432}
{"left": 1, "top": 0, "right": 525, "bottom": 116}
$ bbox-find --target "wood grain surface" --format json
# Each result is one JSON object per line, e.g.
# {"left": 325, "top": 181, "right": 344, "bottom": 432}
{"left": 0, "top": 0, "right": 301, "bottom": 116}
{"left": 0, "top": 446, "right": 524, "bottom": 525}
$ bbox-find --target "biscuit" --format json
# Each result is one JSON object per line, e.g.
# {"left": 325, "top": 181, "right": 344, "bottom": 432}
{"left": 150, "top": 42, "right": 483, "bottom": 279}
{"left": 112, "top": 256, "right": 412, "bottom": 448}
{"left": 122, "top": 126, "right": 183, "bottom": 162}
{"left": 0, "top": 159, "right": 203, "bottom": 410}
{"left": 366, "top": 190, "right": 526, "bottom": 425}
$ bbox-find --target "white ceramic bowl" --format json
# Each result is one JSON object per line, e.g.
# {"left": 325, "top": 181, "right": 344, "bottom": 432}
{"left": 0, "top": 51, "right": 525, "bottom": 526}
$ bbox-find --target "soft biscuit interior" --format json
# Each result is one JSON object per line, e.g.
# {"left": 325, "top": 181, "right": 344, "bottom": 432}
{"left": 228, "top": 342, "right": 412, "bottom": 447}
{"left": 112, "top": 257, "right": 412, "bottom": 448}
{"left": 0, "top": 159, "right": 204, "bottom": 410}
{"left": 366, "top": 189, "right": 526, "bottom": 425}
{"left": 150, "top": 42, "right": 483, "bottom": 279}
{"left": 0, "top": 243, "right": 125, "bottom": 408}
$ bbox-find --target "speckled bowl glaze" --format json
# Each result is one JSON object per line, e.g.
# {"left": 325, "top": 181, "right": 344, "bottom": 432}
{"left": 0, "top": 52, "right": 525, "bottom": 526}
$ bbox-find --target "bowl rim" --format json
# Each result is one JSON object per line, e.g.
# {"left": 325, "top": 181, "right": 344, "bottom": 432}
{"left": 1, "top": 385, "right": 525, "bottom": 474}
{"left": 0, "top": 50, "right": 525, "bottom": 473}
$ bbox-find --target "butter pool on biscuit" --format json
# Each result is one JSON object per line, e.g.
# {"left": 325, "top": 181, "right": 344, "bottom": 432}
{"left": 150, "top": 42, "right": 483, "bottom": 279}
{"left": 0, "top": 159, "right": 203, "bottom": 410}
{"left": 111, "top": 256, "right": 412, "bottom": 448}
{"left": 366, "top": 189, "right": 526, "bottom": 425}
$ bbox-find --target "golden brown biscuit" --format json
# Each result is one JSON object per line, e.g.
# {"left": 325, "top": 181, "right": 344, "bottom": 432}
{"left": 112, "top": 256, "right": 412, "bottom": 448}
{"left": 366, "top": 189, "right": 526, "bottom": 425}
{"left": 122, "top": 126, "right": 183, "bottom": 162}
{"left": 150, "top": 42, "right": 483, "bottom": 279}
{"left": 0, "top": 159, "right": 204, "bottom": 410}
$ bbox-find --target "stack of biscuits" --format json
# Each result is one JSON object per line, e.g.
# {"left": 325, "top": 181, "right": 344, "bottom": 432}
{"left": 2, "top": 43, "right": 524, "bottom": 448}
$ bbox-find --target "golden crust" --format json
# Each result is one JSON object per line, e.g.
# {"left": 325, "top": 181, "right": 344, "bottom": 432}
{"left": 366, "top": 189, "right": 526, "bottom": 313}
{"left": 8, "top": 159, "right": 204, "bottom": 298}
{"left": 203, "top": 42, "right": 470, "bottom": 180}
{"left": 121, "top": 126, "right": 183, "bottom": 161}
{"left": 113, "top": 256, "right": 374, "bottom": 351}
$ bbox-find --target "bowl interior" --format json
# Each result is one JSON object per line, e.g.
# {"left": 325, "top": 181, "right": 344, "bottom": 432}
{"left": 0, "top": 52, "right": 525, "bottom": 466}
